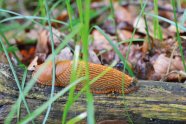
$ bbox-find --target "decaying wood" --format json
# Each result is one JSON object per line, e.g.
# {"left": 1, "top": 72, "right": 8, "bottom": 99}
{"left": 0, "top": 63, "right": 186, "bottom": 124}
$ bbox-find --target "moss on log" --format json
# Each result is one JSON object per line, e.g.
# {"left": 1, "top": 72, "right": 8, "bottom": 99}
{"left": 0, "top": 63, "right": 186, "bottom": 124}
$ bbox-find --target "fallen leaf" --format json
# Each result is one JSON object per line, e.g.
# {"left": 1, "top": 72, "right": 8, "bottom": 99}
{"left": 118, "top": 30, "right": 140, "bottom": 41}
{"left": 172, "top": 56, "right": 184, "bottom": 70}
{"left": 92, "top": 30, "right": 112, "bottom": 51}
{"left": 120, "top": 44, "right": 142, "bottom": 65}
{"left": 36, "top": 30, "right": 49, "bottom": 54}
{"left": 55, "top": 47, "right": 73, "bottom": 62}
{"left": 135, "top": 59, "right": 154, "bottom": 80}
{"left": 114, "top": 3, "right": 132, "bottom": 23}
{"left": 20, "top": 47, "right": 36, "bottom": 64}
{"left": 101, "top": 49, "right": 119, "bottom": 64}
{"left": 153, "top": 54, "right": 170, "bottom": 75}
{"left": 89, "top": 48, "right": 101, "bottom": 64}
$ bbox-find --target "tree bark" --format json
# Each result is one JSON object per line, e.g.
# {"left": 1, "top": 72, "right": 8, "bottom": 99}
{"left": 0, "top": 63, "right": 186, "bottom": 124}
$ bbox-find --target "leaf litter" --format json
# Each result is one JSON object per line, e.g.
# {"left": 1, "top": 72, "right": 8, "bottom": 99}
{"left": 2, "top": 0, "right": 186, "bottom": 83}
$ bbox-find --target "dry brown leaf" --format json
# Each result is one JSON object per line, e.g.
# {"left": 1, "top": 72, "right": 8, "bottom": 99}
{"left": 135, "top": 59, "right": 154, "bottom": 80}
{"left": 172, "top": 56, "right": 184, "bottom": 70}
{"left": 55, "top": 47, "right": 73, "bottom": 62}
{"left": 153, "top": 54, "right": 170, "bottom": 74}
{"left": 120, "top": 44, "right": 142, "bottom": 65}
{"left": 52, "top": 10, "right": 68, "bottom": 28}
{"left": 118, "top": 30, "right": 139, "bottom": 41}
{"left": 56, "top": 10, "right": 68, "bottom": 22}
{"left": 101, "top": 49, "right": 119, "bottom": 64}
{"left": 133, "top": 16, "right": 146, "bottom": 34}
{"left": 27, "top": 29, "right": 39, "bottom": 40}
{"left": 37, "top": 27, "right": 62, "bottom": 52}
{"left": 152, "top": 54, "right": 185, "bottom": 81}
{"left": 166, "top": 72, "right": 182, "bottom": 81}
{"left": 36, "top": 27, "right": 62, "bottom": 62}
{"left": 36, "top": 30, "right": 48, "bottom": 62}
{"left": 114, "top": 3, "right": 132, "bottom": 23}
{"left": 159, "top": 4, "right": 173, "bottom": 21}
{"left": 20, "top": 47, "right": 36, "bottom": 64}
{"left": 36, "top": 30, "right": 49, "bottom": 54}
{"left": 36, "top": 53, "right": 47, "bottom": 64}
{"left": 92, "top": 30, "right": 112, "bottom": 51}
{"left": 89, "top": 48, "right": 101, "bottom": 64}
{"left": 133, "top": 16, "right": 168, "bottom": 39}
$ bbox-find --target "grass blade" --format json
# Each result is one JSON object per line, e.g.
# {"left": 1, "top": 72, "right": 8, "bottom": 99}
{"left": 62, "top": 45, "right": 80, "bottom": 124}
{"left": 18, "top": 77, "right": 86, "bottom": 124}
{"left": 6, "top": 23, "right": 82, "bottom": 124}
{"left": 171, "top": 0, "right": 186, "bottom": 71}
{"left": 146, "top": 12, "right": 186, "bottom": 31}
{"left": 93, "top": 25, "right": 134, "bottom": 76}
{"left": 42, "top": 0, "right": 56, "bottom": 123}
{"left": 0, "top": 37, "right": 34, "bottom": 124}
{"left": 67, "top": 112, "right": 87, "bottom": 124}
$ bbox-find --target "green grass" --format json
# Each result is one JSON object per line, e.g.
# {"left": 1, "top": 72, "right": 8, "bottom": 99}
{"left": 66, "top": 112, "right": 87, "bottom": 124}
{"left": 17, "top": 69, "right": 27, "bottom": 122}
{"left": 171, "top": 0, "right": 186, "bottom": 71}
{"left": 121, "top": 1, "right": 148, "bottom": 123}
{"left": 0, "top": 2, "right": 81, "bottom": 124}
{"left": 3, "top": 23, "right": 82, "bottom": 123}
{"left": 145, "top": 1, "right": 186, "bottom": 72}
{"left": 66, "top": 0, "right": 74, "bottom": 30}
{"left": 140, "top": 0, "right": 151, "bottom": 49}
{"left": 79, "top": 1, "right": 95, "bottom": 123}
{"left": 42, "top": 0, "right": 56, "bottom": 123}
{"left": 94, "top": 26, "right": 134, "bottom": 76}
{"left": 39, "top": 0, "right": 46, "bottom": 24}
{"left": 153, "top": 0, "right": 163, "bottom": 40}
{"left": 62, "top": 45, "right": 81, "bottom": 124}
{"left": 18, "top": 77, "right": 86, "bottom": 124}
{"left": 0, "top": 1, "right": 134, "bottom": 124}
{"left": 146, "top": 13, "right": 186, "bottom": 31}
{"left": 0, "top": 37, "right": 34, "bottom": 124}
{"left": 0, "top": 9, "right": 68, "bottom": 25}
{"left": 61, "top": 1, "right": 94, "bottom": 123}
{"left": 1, "top": 1, "right": 186, "bottom": 124}
{"left": 92, "top": 1, "right": 148, "bottom": 122}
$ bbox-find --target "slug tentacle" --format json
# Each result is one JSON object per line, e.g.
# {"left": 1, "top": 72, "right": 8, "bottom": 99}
{"left": 32, "top": 61, "right": 53, "bottom": 85}
{"left": 33, "top": 60, "right": 138, "bottom": 94}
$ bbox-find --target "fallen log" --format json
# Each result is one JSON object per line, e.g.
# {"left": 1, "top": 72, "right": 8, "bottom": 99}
{"left": 0, "top": 63, "right": 186, "bottom": 124}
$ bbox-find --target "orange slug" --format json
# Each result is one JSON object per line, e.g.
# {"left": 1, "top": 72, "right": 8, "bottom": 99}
{"left": 32, "top": 60, "right": 138, "bottom": 94}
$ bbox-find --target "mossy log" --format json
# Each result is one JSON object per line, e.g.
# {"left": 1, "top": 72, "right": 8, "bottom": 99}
{"left": 0, "top": 63, "right": 186, "bottom": 124}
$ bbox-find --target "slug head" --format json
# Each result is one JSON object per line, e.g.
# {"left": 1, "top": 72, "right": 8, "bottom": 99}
{"left": 32, "top": 61, "right": 53, "bottom": 84}
{"left": 32, "top": 60, "right": 72, "bottom": 85}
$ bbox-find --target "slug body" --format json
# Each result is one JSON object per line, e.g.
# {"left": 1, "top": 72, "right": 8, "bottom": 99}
{"left": 33, "top": 61, "right": 138, "bottom": 94}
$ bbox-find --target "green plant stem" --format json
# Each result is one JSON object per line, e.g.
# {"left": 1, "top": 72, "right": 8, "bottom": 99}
{"left": 62, "top": 45, "right": 80, "bottom": 124}
{"left": 17, "top": 69, "right": 27, "bottom": 122}
{"left": 42, "top": 0, "right": 56, "bottom": 123}
{"left": 109, "top": 0, "right": 119, "bottom": 41}
{"left": 0, "top": 37, "right": 34, "bottom": 124}
{"left": 171, "top": 0, "right": 186, "bottom": 71}
{"left": 18, "top": 77, "right": 86, "bottom": 124}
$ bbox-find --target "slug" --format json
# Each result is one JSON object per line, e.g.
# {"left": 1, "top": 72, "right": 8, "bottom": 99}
{"left": 32, "top": 60, "right": 138, "bottom": 94}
